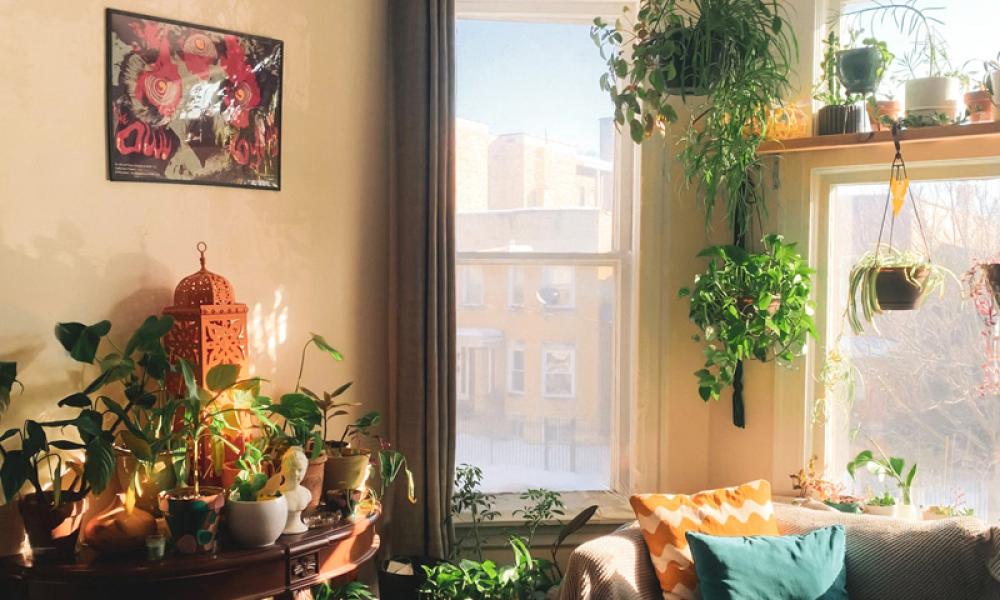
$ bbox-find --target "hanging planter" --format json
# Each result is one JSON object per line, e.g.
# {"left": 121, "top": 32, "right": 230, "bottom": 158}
{"left": 847, "top": 125, "right": 954, "bottom": 334}
{"left": 680, "top": 234, "right": 816, "bottom": 425}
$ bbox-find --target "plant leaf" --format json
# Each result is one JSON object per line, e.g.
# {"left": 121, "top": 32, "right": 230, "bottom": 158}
{"left": 310, "top": 333, "right": 344, "bottom": 361}
{"left": 206, "top": 364, "right": 240, "bottom": 392}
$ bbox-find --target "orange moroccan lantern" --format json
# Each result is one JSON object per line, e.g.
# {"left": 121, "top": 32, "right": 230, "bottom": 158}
{"left": 163, "top": 242, "right": 249, "bottom": 388}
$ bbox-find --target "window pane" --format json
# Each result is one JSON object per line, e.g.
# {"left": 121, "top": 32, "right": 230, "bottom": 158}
{"left": 456, "top": 20, "right": 616, "bottom": 254}
{"left": 828, "top": 176, "right": 1000, "bottom": 519}
{"left": 456, "top": 263, "right": 616, "bottom": 492}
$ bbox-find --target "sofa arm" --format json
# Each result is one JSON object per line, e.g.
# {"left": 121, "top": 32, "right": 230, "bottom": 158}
{"left": 558, "top": 522, "right": 662, "bottom": 600}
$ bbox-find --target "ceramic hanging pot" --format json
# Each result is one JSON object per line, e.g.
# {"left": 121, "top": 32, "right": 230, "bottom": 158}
{"left": 875, "top": 267, "right": 929, "bottom": 310}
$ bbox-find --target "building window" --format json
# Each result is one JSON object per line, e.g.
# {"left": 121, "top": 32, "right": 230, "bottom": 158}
{"left": 453, "top": 3, "right": 636, "bottom": 493}
{"left": 823, "top": 170, "right": 1000, "bottom": 519}
{"left": 542, "top": 343, "right": 576, "bottom": 398}
{"left": 507, "top": 267, "right": 524, "bottom": 308}
{"left": 508, "top": 342, "right": 525, "bottom": 394}
{"left": 539, "top": 266, "right": 576, "bottom": 310}
{"left": 460, "top": 266, "right": 484, "bottom": 307}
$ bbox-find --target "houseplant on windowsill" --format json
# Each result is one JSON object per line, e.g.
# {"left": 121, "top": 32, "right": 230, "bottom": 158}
{"left": 862, "top": 491, "right": 897, "bottom": 517}
{"left": 679, "top": 234, "right": 816, "bottom": 406}
{"left": 814, "top": 30, "right": 866, "bottom": 135}
{"left": 848, "top": 441, "right": 920, "bottom": 520}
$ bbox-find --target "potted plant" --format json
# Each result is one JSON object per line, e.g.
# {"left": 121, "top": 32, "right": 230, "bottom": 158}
{"left": 847, "top": 245, "right": 952, "bottom": 334}
{"left": 593, "top": 0, "right": 795, "bottom": 234}
{"left": 1, "top": 420, "right": 89, "bottom": 559}
{"left": 814, "top": 31, "right": 866, "bottom": 135}
{"left": 0, "top": 361, "right": 25, "bottom": 557}
{"left": 842, "top": 3, "right": 961, "bottom": 121}
{"left": 679, "top": 234, "right": 816, "bottom": 405}
{"left": 837, "top": 33, "right": 893, "bottom": 97}
{"left": 867, "top": 94, "right": 902, "bottom": 131}
{"left": 923, "top": 490, "right": 974, "bottom": 520}
{"left": 225, "top": 440, "right": 286, "bottom": 547}
{"left": 862, "top": 491, "right": 897, "bottom": 517}
{"left": 965, "top": 64, "right": 996, "bottom": 122}
{"left": 848, "top": 441, "right": 920, "bottom": 520}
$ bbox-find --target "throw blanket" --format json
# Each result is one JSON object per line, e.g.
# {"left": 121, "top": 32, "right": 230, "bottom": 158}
{"left": 560, "top": 503, "right": 1000, "bottom": 600}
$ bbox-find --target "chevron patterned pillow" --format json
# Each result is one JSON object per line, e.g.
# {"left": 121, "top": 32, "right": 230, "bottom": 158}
{"left": 630, "top": 480, "right": 779, "bottom": 600}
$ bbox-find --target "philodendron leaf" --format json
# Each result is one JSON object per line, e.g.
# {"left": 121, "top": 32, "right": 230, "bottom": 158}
{"left": 206, "top": 364, "right": 240, "bottom": 392}
{"left": 84, "top": 436, "right": 115, "bottom": 493}
{"left": 121, "top": 430, "right": 153, "bottom": 463}
{"left": 54, "top": 320, "right": 111, "bottom": 364}
{"left": 178, "top": 359, "right": 199, "bottom": 401}
{"left": 309, "top": 333, "right": 344, "bottom": 361}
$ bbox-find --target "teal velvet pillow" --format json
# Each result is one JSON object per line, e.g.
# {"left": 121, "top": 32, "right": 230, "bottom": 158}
{"left": 686, "top": 525, "right": 848, "bottom": 600}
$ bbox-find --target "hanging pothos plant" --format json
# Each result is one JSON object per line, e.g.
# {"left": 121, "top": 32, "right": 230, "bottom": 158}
{"left": 680, "top": 235, "right": 816, "bottom": 404}
{"left": 592, "top": 0, "right": 797, "bottom": 233}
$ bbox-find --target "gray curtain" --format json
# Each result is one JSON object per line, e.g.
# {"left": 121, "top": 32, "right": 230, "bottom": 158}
{"left": 387, "top": 0, "right": 456, "bottom": 558}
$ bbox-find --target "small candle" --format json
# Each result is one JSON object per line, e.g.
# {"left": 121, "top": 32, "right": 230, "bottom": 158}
{"left": 146, "top": 534, "right": 166, "bottom": 560}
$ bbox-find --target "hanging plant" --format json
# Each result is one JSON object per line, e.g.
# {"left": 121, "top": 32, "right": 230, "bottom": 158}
{"left": 963, "top": 259, "right": 1000, "bottom": 395}
{"left": 680, "top": 234, "right": 816, "bottom": 404}
{"left": 592, "top": 0, "right": 797, "bottom": 235}
{"left": 846, "top": 125, "right": 954, "bottom": 335}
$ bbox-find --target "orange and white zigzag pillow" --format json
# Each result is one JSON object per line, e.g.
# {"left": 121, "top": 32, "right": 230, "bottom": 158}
{"left": 630, "top": 480, "right": 779, "bottom": 600}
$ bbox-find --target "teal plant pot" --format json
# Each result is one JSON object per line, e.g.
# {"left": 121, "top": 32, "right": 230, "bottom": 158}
{"left": 160, "top": 486, "right": 225, "bottom": 554}
{"left": 837, "top": 47, "right": 882, "bottom": 95}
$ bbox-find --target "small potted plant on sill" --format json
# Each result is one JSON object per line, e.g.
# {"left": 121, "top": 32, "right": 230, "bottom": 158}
{"left": 965, "top": 80, "right": 994, "bottom": 123}
{"left": 848, "top": 441, "right": 920, "bottom": 520}
{"left": 225, "top": 439, "right": 286, "bottom": 547}
{"left": 847, "top": 245, "right": 952, "bottom": 334}
{"left": 862, "top": 491, "right": 897, "bottom": 517}
{"left": 815, "top": 31, "right": 867, "bottom": 135}
{"left": 679, "top": 234, "right": 816, "bottom": 404}
{"left": 867, "top": 93, "right": 902, "bottom": 131}
{"left": 923, "top": 490, "right": 974, "bottom": 520}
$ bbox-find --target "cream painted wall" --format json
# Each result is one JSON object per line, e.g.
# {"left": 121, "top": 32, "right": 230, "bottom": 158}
{"left": 0, "top": 1, "right": 389, "bottom": 436}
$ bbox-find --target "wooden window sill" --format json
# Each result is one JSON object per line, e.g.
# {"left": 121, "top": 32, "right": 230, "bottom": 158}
{"left": 757, "top": 120, "right": 1000, "bottom": 155}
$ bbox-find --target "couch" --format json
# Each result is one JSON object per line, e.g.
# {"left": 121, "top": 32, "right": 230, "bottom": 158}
{"left": 560, "top": 502, "right": 1000, "bottom": 600}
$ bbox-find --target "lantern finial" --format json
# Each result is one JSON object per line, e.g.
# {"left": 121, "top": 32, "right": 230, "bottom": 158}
{"left": 197, "top": 241, "right": 208, "bottom": 270}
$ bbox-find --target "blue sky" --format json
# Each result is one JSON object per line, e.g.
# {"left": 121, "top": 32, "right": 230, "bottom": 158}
{"left": 456, "top": 20, "right": 611, "bottom": 156}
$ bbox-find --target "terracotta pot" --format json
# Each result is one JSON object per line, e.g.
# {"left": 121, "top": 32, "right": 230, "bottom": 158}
{"left": 226, "top": 495, "right": 288, "bottom": 547}
{"left": 0, "top": 502, "right": 26, "bottom": 557}
{"left": 82, "top": 494, "right": 157, "bottom": 555}
{"left": 19, "top": 491, "right": 88, "bottom": 560}
{"left": 736, "top": 295, "right": 781, "bottom": 316}
{"left": 868, "top": 100, "right": 901, "bottom": 131}
{"left": 159, "top": 486, "right": 225, "bottom": 554}
{"left": 965, "top": 90, "right": 995, "bottom": 123}
{"left": 302, "top": 454, "right": 327, "bottom": 512}
{"left": 817, "top": 103, "right": 867, "bottom": 135}
{"left": 114, "top": 447, "right": 181, "bottom": 515}
{"left": 875, "top": 267, "right": 929, "bottom": 310}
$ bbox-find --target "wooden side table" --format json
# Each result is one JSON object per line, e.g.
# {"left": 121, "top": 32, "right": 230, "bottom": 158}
{"left": 0, "top": 510, "right": 379, "bottom": 600}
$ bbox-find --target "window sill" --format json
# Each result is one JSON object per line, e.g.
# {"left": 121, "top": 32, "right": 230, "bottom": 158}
{"left": 757, "top": 120, "right": 1000, "bottom": 156}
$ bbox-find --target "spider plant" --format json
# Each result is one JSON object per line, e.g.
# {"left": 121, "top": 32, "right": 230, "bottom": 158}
{"left": 847, "top": 245, "right": 953, "bottom": 334}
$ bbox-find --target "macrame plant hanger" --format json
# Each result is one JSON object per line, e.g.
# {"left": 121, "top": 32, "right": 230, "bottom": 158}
{"left": 875, "top": 122, "right": 933, "bottom": 266}
{"left": 730, "top": 167, "right": 766, "bottom": 428}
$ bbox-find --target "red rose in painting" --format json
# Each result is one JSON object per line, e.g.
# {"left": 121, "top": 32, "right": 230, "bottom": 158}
{"left": 134, "top": 40, "right": 183, "bottom": 119}
{"left": 220, "top": 35, "right": 260, "bottom": 129}
{"left": 181, "top": 32, "right": 217, "bottom": 80}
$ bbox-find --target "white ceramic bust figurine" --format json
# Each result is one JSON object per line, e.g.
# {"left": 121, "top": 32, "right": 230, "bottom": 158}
{"left": 280, "top": 446, "right": 312, "bottom": 534}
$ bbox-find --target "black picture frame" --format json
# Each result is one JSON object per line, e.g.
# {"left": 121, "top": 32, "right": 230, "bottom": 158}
{"left": 105, "top": 8, "right": 284, "bottom": 191}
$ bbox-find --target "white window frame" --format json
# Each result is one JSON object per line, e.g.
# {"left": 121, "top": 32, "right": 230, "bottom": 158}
{"left": 507, "top": 266, "right": 525, "bottom": 308}
{"left": 508, "top": 342, "right": 526, "bottom": 394}
{"left": 455, "top": 0, "right": 639, "bottom": 495}
{"left": 461, "top": 265, "right": 485, "bottom": 307}
{"left": 541, "top": 342, "right": 577, "bottom": 398}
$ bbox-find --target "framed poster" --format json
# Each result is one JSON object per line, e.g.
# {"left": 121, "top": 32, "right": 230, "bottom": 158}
{"left": 106, "top": 9, "right": 283, "bottom": 190}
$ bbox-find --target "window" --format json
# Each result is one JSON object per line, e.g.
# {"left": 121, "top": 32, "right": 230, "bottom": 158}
{"left": 539, "top": 266, "right": 576, "bottom": 309}
{"left": 823, "top": 168, "right": 1000, "bottom": 519}
{"left": 460, "top": 265, "right": 484, "bottom": 306}
{"left": 542, "top": 343, "right": 576, "bottom": 398}
{"left": 508, "top": 342, "right": 525, "bottom": 394}
{"left": 507, "top": 267, "right": 524, "bottom": 308}
{"left": 454, "top": 3, "right": 636, "bottom": 493}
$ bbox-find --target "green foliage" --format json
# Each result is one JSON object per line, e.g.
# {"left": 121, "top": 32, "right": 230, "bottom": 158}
{"left": 592, "top": 0, "right": 796, "bottom": 234}
{"left": 847, "top": 245, "right": 953, "bottom": 334}
{"left": 866, "top": 490, "right": 897, "bottom": 507}
{"left": 421, "top": 536, "right": 554, "bottom": 600}
{"left": 54, "top": 320, "right": 111, "bottom": 364}
{"left": 848, "top": 440, "right": 917, "bottom": 505}
{"left": 679, "top": 234, "right": 816, "bottom": 402}
{"left": 0, "top": 361, "right": 21, "bottom": 422}
{"left": 313, "top": 581, "right": 376, "bottom": 600}
{"left": 839, "top": 1, "right": 951, "bottom": 79}
{"left": 451, "top": 464, "right": 500, "bottom": 561}
{"left": 514, "top": 489, "right": 565, "bottom": 546}
{"left": 0, "top": 419, "right": 81, "bottom": 506}
{"left": 814, "top": 31, "right": 858, "bottom": 106}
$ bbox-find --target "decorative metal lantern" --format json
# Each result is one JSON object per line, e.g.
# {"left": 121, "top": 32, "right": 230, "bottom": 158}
{"left": 164, "top": 242, "right": 249, "bottom": 389}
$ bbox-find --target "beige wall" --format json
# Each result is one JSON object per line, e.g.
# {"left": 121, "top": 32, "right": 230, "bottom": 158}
{"left": 0, "top": 0, "right": 389, "bottom": 435}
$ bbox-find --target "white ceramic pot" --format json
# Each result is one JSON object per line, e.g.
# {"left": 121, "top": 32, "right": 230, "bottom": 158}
{"left": 892, "top": 504, "right": 922, "bottom": 520}
{"left": 862, "top": 504, "right": 896, "bottom": 517}
{"left": 992, "top": 71, "right": 1000, "bottom": 107}
{"left": 0, "top": 502, "right": 26, "bottom": 557}
{"left": 905, "top": 76, "right": 961, "bottom": 119}
{"left": 226, "top": 495, "right": 288, "bottom": 547}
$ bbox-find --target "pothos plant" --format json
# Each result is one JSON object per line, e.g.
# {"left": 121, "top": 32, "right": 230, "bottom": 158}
{"left": 592, "top": 0, "right": 797, "bottom": 235}
{"left": 679, "top": 234, "right": 816, "bottom": 402}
